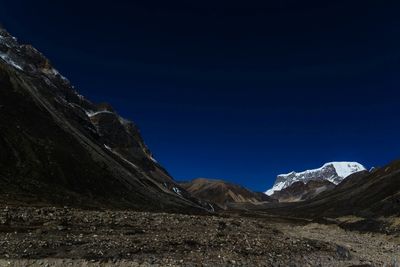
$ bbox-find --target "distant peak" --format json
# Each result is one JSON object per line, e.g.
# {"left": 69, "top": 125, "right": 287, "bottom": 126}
{"left": 191, "top": 178, "right": 228, "bottom": 184}
{"left": 278, "top": 161, "right": 365, "bottom": 178}
{"left": 266, "top": 161, "right": 366, "bottom": 195}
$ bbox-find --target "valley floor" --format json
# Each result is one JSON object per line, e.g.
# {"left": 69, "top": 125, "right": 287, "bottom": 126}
{"left": 0, "top": 206, "right": 399, "bottom": 266}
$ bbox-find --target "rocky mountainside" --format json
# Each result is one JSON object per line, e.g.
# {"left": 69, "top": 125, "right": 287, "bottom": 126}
{"left": 263, "top": 160, "right": 400, "bottom": 218}
{"left": 271, "top": 180, "right": 335, "bottom": 202}
{"left": 0, "top": 26, "right": 209, "bottom": 212}
{"left": 265, "top": 162, "right": 366, "bottom": 196}
{"left": 180, "top": 178, "right": 275, "bottom": 209}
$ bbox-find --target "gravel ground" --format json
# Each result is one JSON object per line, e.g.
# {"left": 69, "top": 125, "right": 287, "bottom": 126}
{"left": 279, "top": 222, "right": 400, "bottom": 266}
{"left": 0, "top": 206, "right": 399, "bottom": 266}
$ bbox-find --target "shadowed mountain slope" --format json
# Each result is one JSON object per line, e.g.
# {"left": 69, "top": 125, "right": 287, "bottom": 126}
{"left": 271, "top": 180, "right": 335, "bottom": 203}
{"left": 0, "top": 26, "right": 209, "bottom": 212}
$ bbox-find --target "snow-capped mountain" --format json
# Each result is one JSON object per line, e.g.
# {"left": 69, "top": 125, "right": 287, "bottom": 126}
{"left": 265, "top": 162, "right": 366, "bottom": 195}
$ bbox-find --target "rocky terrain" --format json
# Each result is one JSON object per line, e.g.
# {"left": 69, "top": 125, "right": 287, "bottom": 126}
{"left": 180, "top": 178, "right": 275, "bottom": 209}
{"left": 0, "top": 205, "right": 399, "bottom": 267}
{"left": 271, "top": 180, "right": 335, "bottom": 202}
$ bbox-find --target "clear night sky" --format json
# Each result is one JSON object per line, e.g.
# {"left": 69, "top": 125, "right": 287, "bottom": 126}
{"left": 1, "top": 1, "right": 400, "bottom": 192}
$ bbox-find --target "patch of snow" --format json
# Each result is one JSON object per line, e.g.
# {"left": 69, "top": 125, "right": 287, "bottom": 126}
{"left": 265, "top": 181, "right": 285, "bottom": 196}
{"left": 118, "top": 116, "right": 130, "bottom": 125}
{"left": 48, "top": 68, "right": 59, "bottom": 76}
{"left": 369, "top": 167, "right": 376, "bottom": 172}
{"left": 45, "top": 67, "right": 69, "bottom": 82}
{"left": 329, "top": 162, "right": 365, "bottom": 178}
{"left": 76, "top": 94, "right": 85, "bottom": 101}
{"left": 86, "top": 110, "right": 114, "bottom": 117}
{"left": 172, "top": 187, "right": 182, "bottom": 196}
{"left": 149, "top": 155, "right": 158, "bottom": 163}
{"left": 41, "top": 66, "right": 69, "bottom": 83}
{"left": 0, "top": 52, "right": 23, "bottom": 70}
{"left": 326, "top": 175, "right": 339, "bottom": 184}
{"left": 208, "top": 203, "right": 215, "bottom": 212}
{"left": 104, "top": 144, "right": 138, "bottom": 169}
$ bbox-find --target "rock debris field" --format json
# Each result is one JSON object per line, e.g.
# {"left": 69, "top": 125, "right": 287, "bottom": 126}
{"left": 0, "top": 206, "right": 399, "bottom": 266}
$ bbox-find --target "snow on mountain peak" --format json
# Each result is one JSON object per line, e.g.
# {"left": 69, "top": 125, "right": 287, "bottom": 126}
{"left": 323, "top": 162, "right": 365, "bottom": 178}
{"left": 265, "top": 161, "right": 366, "bottom": 195}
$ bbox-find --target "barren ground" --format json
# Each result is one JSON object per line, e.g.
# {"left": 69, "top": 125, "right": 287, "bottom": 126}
{"left": 0, "top": 206, "right": 399, "bottom": 266}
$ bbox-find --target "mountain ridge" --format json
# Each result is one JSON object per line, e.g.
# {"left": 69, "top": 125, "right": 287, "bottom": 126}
{"left": 0, "top": 26, "right": 209, "bottom": 212}
{"left": 261, "top": 160, "right": 400, "bottom": 218}
{"left": 270, "top": 180, "right": 335, "bottom": 202}
{"left": 265, "top": 161, "right": 366, "bottom": 195}
{"left": 180, "top": 178, "right": 275, "bottom": 209}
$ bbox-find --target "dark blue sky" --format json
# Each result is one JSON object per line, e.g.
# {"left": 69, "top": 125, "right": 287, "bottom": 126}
{"left": 1, "top": 0, "right": 400, "bottom": 191}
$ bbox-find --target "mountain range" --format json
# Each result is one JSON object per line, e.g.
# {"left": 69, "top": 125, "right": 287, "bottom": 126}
{"left": 1, "top": 25, "right": 399, "bottom": 220}
{"left": 262, "top": 162, "right": 400, "bottom": 218}
{"left": 265, "top": 162, "right": 366, "bottom": 196}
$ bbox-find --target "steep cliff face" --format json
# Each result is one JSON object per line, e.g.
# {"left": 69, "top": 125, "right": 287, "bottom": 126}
{"left": 0, "top": 26, "right": 208, "bottom": 212}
